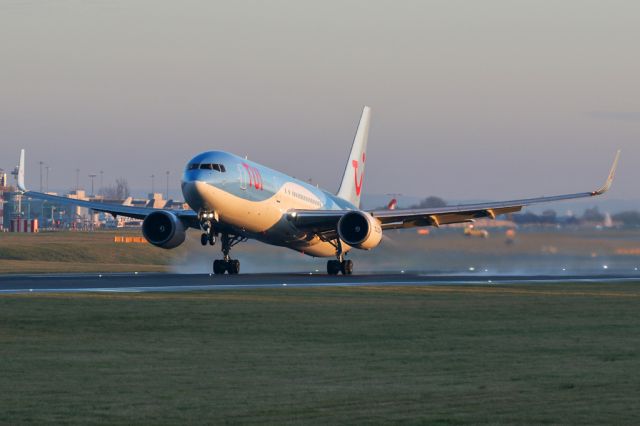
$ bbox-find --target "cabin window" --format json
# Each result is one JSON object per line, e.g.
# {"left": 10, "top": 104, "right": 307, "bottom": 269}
{"left": 188, "top": 163, "right": 199, "bottom": 170}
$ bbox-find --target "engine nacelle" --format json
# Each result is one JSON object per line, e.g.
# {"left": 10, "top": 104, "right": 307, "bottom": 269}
{"left": 142, "top": 211, "right": 186, "bottom": 249}
{"left": 337, "top": 211, "right": 383, "bottom": 250}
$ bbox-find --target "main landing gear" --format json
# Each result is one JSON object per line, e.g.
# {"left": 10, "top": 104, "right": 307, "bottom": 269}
{"left": 327, "top": 239, "right": 354, "bottom": 275}
{"left": 214, "top": 258, "right": 240, "bottom": 275}
{"left": 327, "top": 258, "right": 353, "bottom": 275}
{"left": 213, "top": 233, "right": 246, "bottom": 275}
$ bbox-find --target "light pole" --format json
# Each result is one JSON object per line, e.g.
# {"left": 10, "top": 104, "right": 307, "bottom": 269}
{"left": 99, "top": 170, "right": 104, "bottom": 195}
{"left": 150, "top": 174, "right": 155, "bottom": 194}
{"left": 45, "top": 165, "right": 50, "bottom": 193}
{"left": 89, "top": 174, "right": 97, "bottom": 197}
{"left": 75, "top": 168, "right": 80, "bottom": 192}
{"left": 165, "top": 171, "right": 170, "bottom": 200}
{"left": 39, "top": 161, "right": 44, "bottom": 192}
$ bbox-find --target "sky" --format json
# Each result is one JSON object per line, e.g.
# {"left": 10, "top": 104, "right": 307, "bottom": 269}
{"left": 1, "top": 0, "right": 639, "bottom": 203}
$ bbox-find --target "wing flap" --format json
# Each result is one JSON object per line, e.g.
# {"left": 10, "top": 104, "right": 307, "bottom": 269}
{"left": 378, "top": 206, "right": 523, "bottom": 230}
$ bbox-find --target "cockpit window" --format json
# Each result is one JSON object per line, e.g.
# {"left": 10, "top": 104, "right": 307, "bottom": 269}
{"left": 190, "top": 163, "right": 226, "bottom": 172}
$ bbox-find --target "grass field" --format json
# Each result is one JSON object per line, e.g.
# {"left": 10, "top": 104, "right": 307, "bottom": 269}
{"left": 0, "top": 231, "right": 179, "bottom": 273}
{"left": 2, "top": 283, "right": 640, "bottom": 424}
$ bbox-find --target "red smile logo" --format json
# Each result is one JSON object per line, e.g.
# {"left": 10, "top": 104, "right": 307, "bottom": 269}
{"left": 352, "top": 152, "right": 365, "bottom": 196}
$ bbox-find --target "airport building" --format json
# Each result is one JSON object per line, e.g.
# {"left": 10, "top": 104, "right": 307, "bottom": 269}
{"left": 0, "top": 169, "right": 7, "bottom": 230}
{"left": 1, "top": 188, "right": 20, "bottom": 232}
{"left": 0, "top": 191, "right": 4, "bottom": 231}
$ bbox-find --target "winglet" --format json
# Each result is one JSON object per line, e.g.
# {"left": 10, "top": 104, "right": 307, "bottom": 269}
{"left": 591, "top": 150, "right": 620, "bottom": 196}
{"left": 17, "top": 149, "right": 26, "bottom": 192}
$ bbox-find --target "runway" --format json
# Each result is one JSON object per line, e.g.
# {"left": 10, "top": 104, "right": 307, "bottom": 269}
{"left": 0, "top": 272, "right": 639, "bottom": 294}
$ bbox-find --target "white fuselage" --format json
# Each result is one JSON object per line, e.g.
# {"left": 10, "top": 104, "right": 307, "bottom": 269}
{"left": 181, "top": 151, "right": 356, "bottom": 257}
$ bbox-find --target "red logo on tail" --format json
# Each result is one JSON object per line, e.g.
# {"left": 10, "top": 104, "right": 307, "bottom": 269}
{"left": 352, "top": 152, "right": 366, "bottom": 196}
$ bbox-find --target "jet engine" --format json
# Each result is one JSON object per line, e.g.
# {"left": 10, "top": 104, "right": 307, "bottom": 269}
{"left": 337, "top": 211, "right": 382, "bottom": 250}
{"left": 142, "top": 211, "right": 187, "bottom": 249}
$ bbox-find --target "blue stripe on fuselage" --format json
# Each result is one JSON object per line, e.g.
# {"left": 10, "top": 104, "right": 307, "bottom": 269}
{"left": 182, "top": 151, "right": 357, "bottom": 211}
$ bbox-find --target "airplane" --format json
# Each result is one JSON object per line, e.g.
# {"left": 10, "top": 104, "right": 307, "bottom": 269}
{"left": 15, "top": 106, "right": 620, "bottom": 275}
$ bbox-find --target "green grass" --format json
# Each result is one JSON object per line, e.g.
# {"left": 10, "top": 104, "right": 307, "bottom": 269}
{"left": 0, "top": 230, "right": 180, "bottom": 273}
{"left": 2, "top": 283, "right": 640, "bottom": 424}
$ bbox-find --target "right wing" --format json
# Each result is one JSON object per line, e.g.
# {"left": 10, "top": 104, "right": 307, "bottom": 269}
{"left": 372, "top": 150, "right": 620, "bottom": 230}
{"left": 288, "top": 150, "right": 620, "bottom": 234}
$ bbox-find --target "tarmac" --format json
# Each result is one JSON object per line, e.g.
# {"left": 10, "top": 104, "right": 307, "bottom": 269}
{"left": 0, "top": 272, "right": 639, "bottom": 294}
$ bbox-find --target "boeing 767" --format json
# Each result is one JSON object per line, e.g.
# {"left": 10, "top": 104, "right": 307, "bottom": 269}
{"left": 15, "top": 107, "right": 620, "bottom": 274}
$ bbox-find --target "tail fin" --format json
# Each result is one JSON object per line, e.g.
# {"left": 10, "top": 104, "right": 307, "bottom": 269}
{"left": 336, "top": 106, "right": 371, "bottom": 208}
{"left": 17, "top": 149, "right": 26, "bottom": 192}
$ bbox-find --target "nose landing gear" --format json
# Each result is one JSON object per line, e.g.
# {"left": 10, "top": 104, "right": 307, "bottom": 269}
{"left": 201, "top": 232, "right": 216, "bottom": 246}
{"left": 199, "top": 211, "right": 217, "bottom": 246}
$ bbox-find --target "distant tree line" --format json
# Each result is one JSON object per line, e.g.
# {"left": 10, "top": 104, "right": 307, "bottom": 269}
{"left": 102, "top": 178, "right": 130, "bottom": 200}
{"left": 410, "top": 196, "right": 447, "bottom": 209}
{"left": 376, "top": 196, "right": 448, "bottom": 210}
{"left": 514, "top": 206, "right": 640, "bottom": 227}
{"left": 612, "top": 211, "right": 640, "bottom": 226}
{"left": 386, "top": 197, "right": 640, "bottom": 227}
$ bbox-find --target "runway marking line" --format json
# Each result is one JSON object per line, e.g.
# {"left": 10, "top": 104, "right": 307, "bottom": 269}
{"left": 2, "top": 283, "right": 640, "bottom": 301}
{"left": 358, "top": 285, "right": 640, "bottom": 299}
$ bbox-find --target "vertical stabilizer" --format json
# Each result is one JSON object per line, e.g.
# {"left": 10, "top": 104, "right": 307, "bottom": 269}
{"left": 337, "top": 106, "right": 371, "bottom": 208}
{"left": 17, "top": 149, "right": 26, "bottom": 192}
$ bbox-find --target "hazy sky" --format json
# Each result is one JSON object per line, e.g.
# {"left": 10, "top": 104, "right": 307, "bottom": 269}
{"left": 1, "top": 0, "right": 639, "bottom": 201}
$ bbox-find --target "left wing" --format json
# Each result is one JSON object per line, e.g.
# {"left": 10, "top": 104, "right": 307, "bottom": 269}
{"left": 288, "top": 150, "right": 620, "bottom": 234}
{"left": 15, "top": 149, "right": 198, "bottom": 226}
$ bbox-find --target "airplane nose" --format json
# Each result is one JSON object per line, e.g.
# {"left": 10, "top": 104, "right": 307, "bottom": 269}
{"left": 182, "top": 180, "right": 210, "bottom": 211}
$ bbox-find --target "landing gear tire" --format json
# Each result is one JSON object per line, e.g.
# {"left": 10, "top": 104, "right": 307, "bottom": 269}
{"left": 341, "top": 259, "right": 353, "bottom": 275}
{"left": 213, "top": 259, "right": 240, "bottom": 275}
{"left": 208, "top": 233, "right": 216, "bottom": 246}
{"left": 327, "top": 259, "right": 354, "bottom": 275}
{"left": 228, "top": 259, "right": 240, "bottom": 275}
{"left": 213, "top": 259, "right": 226, "bottom": 275}
{"left": 327, "top": 260, "right": 341, "bottom": 275}
{"left": 201, "top": 233, "right": 208, "bottom": 246}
